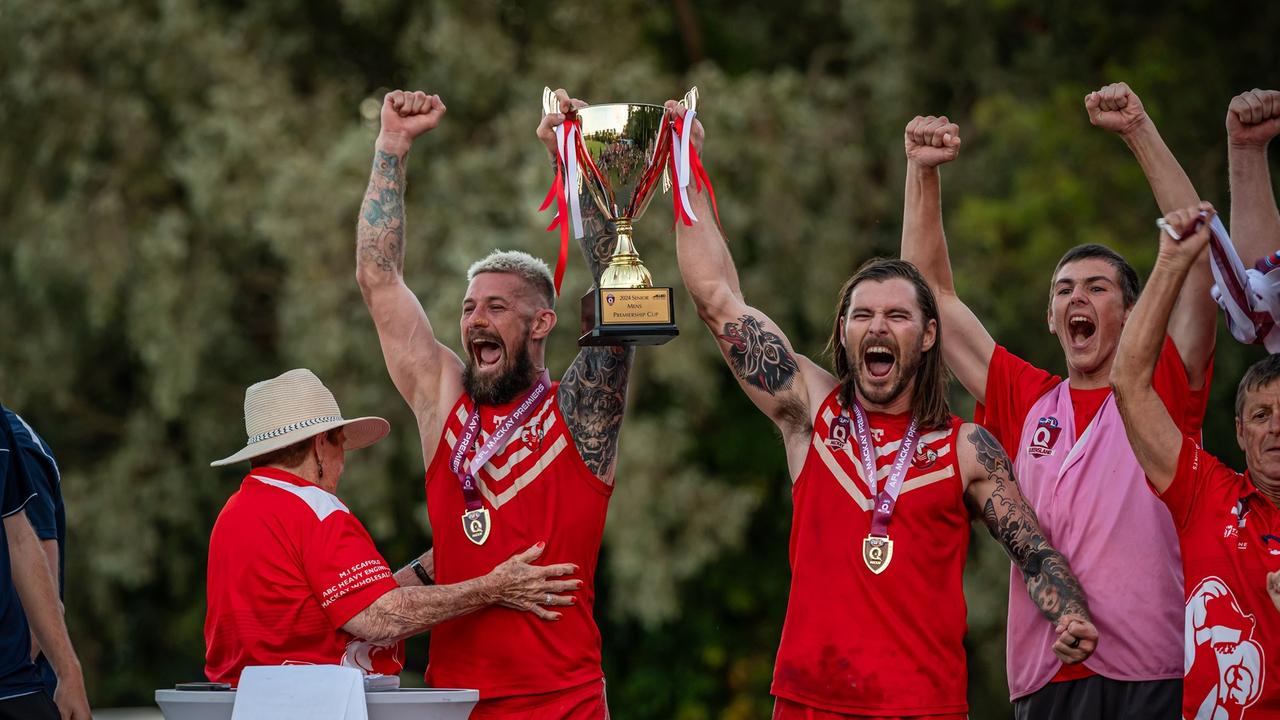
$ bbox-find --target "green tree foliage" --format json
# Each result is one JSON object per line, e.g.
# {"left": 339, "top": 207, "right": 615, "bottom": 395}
{"left": 0, "top": 0, "right": 1276, "bottom": 716}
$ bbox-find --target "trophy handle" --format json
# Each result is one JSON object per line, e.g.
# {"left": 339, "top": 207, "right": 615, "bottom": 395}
{"left": 542, "top": 86, "right": 558, "bottom": 117}
{"left": 678, "top": 86, "right": 699, "bottom": 112}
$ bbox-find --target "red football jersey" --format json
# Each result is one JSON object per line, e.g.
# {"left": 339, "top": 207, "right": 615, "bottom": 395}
{"left": 1164, "top": 437, "right": 1280, "bottom": 719}
{"left": 204, "top": 467, "right": 403, "bottom": 685}
{"left": 771, "top": 387, "right": 970, "bottom": 715}
{"left": 424, "top": 384, "right": 611, "bottom": 699}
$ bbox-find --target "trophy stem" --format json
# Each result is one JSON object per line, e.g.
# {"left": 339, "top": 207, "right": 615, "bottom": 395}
{"left": 600, "top": 219, "right": 653, "bottom": 289}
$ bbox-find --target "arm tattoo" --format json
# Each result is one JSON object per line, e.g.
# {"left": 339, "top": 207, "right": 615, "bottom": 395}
{"left": 579, "top": 199, "right": 616, "bottom": 282}
{"left": 965, "top": 426, "right": 1091, "bottom": 623}
{"left": 357, "top": 149, "right": 408, "bottom": 275}
{"left": 559, "top": 192, "right": 634, "bottom": 479}
{"left": 718, "top": 315, "right": 798, "bottom": 395}
{"left": 559, "top": 345, "right": 634, "bottom": 478}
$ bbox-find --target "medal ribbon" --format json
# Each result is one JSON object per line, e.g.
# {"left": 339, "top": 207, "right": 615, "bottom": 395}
{"left": 538, "top": 117, "right": 585, "bottom": 295}
{"left": 848, "top": 400, "right": 920, "bottom": 537}
{"left": 668, "top": 110, "right": 721, "bottom": 229}
{"left": 449, "top": 371, "right": 552, "bottom": 511}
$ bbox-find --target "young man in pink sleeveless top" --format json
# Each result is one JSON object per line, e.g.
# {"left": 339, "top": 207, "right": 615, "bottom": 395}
{"left": 1114, "top": 203, "right": 1280, "bottom": 720}
{"left": 900, "top": 84, "right": 1219, "bottom": 719}
{"left": 354, "top": 89, "right": 629, "bottom": 719}
{"left": 668, "top": 101, "right": 1097, "bottom": 720}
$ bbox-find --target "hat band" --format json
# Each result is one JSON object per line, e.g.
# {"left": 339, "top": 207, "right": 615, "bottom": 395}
{"left": 247, "top": 415, "right": 344, "bottom": 445}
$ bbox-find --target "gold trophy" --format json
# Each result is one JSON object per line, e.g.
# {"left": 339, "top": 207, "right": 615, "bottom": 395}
{"left": 543, "top": 87, "right": 697, "bottom": 346}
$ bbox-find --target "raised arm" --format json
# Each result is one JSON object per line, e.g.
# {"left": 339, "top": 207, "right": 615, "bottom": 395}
{"left": 899, "top": 116, "right": 996, "bottom": 402}
{"left": 343, "top": 543, "right": 579, "bottom": 643}
{"left": 960, "top": 424, "right": 1097, "bottom": 664}
{"left": 536, "top": 90, "right": 636, "bottom": 485}
{"left": 1112, "top": 203, "right": 1216, "bottom": 493}
{"left": 356, "top": 90, "right": 464, "bottom": 450}
{"left": 666, "top": 102, "right": 826, "bottom": 463}
{"left": 1086, "top": 82, "right": 1214, "bottom": 387}
{"left": 1226, "top": 89, "right": 1280, "bottom": 263}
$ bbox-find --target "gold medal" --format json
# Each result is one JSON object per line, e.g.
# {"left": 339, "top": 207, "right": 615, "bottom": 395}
{"left": 862, "top": 535, "right": 893, "bottom": 574}
{"left": 462, "top": 508, "right": 491, "bottom": 545}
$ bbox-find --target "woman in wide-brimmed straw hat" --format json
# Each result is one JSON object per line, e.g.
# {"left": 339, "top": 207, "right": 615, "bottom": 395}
{"left": 202, "top": 369, "right": 583, "bottom": 687}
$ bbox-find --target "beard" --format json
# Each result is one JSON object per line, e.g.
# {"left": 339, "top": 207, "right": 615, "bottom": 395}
{"left": 844, "top": 335, "right": 924, "bottom": 408}
{"left": 463, "top": 332, "right": 539, "bottom": 406}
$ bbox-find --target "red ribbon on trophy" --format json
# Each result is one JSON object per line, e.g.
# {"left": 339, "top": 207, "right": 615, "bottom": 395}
{"left": 668, "top": 109, "right": 720, "bottom": 229}
{"left": 539, "top": 114, "right": 585, "bottom": 296}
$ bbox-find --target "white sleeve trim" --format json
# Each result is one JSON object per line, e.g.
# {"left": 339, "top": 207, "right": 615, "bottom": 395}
{"left": 1, "top": 491, "right": 37, "bottom": 518}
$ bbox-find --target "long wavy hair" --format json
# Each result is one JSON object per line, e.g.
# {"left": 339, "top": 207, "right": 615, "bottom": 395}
{"left": 824, "top": 258, "right": 952, "bottom": 430}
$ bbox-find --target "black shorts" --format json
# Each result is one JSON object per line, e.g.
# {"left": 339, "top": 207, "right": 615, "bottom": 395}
{"left": 1013, "top": 676, "right": 1181, "bottom": 720}
{"left": 0, "top": 691, "right": 58, "bottom": 720}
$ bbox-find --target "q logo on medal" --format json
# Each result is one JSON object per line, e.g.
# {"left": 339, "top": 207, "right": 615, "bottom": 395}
{"left": 462, "top": 508, "right": 491, "bottom": 546}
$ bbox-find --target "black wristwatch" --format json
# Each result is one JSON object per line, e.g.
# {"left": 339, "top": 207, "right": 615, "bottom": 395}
{"left": 410, "top": 558, "right": 434, "bottom": 586}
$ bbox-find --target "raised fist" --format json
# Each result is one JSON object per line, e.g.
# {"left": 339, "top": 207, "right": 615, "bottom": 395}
{"left": 1157, "top": 201, "right": 1215, "bottom": 267}
{"left": 1085, "top": 82, "right": 1148, "bottom": 135}
{"left": 904, "top": 115, "right": 961, "bottom": 168}
{"left": 380, "top": 90, "right": 446, "bottom": 144}
{"left": 537, "top": 88, "right": 589, "bottom": 160}
{"left": 1227, "top": 89, "right": 1280, "bottom": 148}
{"left": 663, "top": 99, "right": 704, "bottom": 155}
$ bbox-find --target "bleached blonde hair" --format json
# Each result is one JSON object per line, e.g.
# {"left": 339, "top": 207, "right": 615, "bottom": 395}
{"left": 466, "top": 250, "right": 556, "bottom": 308}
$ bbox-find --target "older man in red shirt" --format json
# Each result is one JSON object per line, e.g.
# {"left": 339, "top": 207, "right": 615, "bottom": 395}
{"left": 204, "top": 369, "right": 580, "bottom": 685}
{"left": 1113, "top": 204, "right": 1280, "bottom": 720}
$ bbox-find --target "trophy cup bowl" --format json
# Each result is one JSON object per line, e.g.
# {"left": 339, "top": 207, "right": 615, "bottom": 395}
{"left": 550, "top": 89, "right": 697, "bottom": 346}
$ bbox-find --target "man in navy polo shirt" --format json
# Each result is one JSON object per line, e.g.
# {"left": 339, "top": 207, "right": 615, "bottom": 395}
{"left": 5, "top": 408, "right": 65, "bottom": 697}
{"left": 0, "top": 405, "right": 89, "bottom": 720}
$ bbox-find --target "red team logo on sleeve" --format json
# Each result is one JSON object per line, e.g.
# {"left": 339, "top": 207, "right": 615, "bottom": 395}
{"left": 1185, "top": 578, "right": 1265, "bottom": 720}
{"left": 1027, "top": 416, "right": 1061, "bottom": 458}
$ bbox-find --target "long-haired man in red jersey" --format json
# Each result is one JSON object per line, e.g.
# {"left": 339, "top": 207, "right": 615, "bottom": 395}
{"left": 666, "top": 102, "right": 1098, "bottom": 720}
{"left": 355, "top": 88, "right": 628, "bottom": 719}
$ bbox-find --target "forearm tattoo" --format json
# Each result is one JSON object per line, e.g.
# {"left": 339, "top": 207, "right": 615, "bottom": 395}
{"left": 559, "top": 193, "right": 634, "bottom": 479}
{"left": 357, "top": 149, "right": 408, "bottom": 275}
{"left": 966, "top": 426, "right": 1091, "bottom": 623}
{"left": 718, "top": 315, "right": 798, "bottom": 395}
{"left": 579, "top": 200, "right": 616, "bottom": 282}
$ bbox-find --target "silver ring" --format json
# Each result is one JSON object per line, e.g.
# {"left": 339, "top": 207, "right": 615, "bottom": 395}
{"left": 1068, "top": 635, "right": 1080, "bottom": 649}
{"left": 545, "top": 593, "right": 552, "bottom": 606}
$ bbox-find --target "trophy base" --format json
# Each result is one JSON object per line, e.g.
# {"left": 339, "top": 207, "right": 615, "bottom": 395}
{"left": 579, "top": 287, "right": 679, "bottom": 347}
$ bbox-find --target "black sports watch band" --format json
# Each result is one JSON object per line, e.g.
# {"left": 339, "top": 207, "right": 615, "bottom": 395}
{"left": 410, "top": 558, "right": 434, "bottom": 586}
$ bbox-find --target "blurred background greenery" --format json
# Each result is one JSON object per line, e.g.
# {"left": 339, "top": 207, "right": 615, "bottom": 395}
{"left": 1, "top": 0, "right": 1277, "bottom": 717}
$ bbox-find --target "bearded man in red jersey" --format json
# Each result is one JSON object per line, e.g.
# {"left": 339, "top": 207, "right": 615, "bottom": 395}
{"left": 355, "top": 88, "right": 629, "bottom": 719}
{"left": 667, "top": 101, "right": 1098, "bottom": 720}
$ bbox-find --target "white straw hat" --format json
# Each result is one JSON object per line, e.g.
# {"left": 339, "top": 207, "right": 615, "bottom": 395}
{"left": 211, "top": 369, "right": 390, "bottom": 467}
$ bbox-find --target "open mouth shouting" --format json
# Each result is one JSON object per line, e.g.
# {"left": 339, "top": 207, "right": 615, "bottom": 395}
{"left": 862, "top": 343, "right": 897, "bottom": 380}
{"left": 1066, "top": 313, "right": 1097, "bottom": 351}
{"left": 469, "top": 334, "right": 506, "bottom": 371}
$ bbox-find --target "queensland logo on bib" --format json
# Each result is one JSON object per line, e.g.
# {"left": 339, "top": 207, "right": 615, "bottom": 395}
{"left": 826, "top": 416, "right": 850, "bottom": 449}
{"left": 1027, "top": 416, "right": 1062, "bottom": 458}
